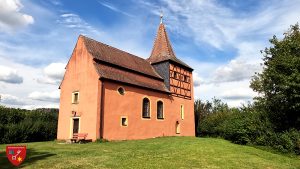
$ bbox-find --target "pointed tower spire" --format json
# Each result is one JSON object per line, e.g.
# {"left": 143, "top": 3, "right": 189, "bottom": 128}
{"left": 148, "top": 15, "right": 192, "bottom": 70}
{"left": 148, "top": 16, "right": 176, "bottom": 64}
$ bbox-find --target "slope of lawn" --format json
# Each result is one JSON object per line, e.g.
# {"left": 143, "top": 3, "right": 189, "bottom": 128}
{"left": 0, "top": 137, "right": 299, "bottom": 169}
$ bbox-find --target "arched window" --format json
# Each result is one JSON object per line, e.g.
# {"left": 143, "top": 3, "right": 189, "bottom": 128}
{"left": 142, "top": 98, "right": 150, "bottom": 118}
{"left": 157, "top": 101, "right": 164, "bottom": 119}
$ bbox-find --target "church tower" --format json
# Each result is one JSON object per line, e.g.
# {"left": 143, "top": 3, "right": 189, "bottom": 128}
{"left": 148, "top": 16, "right": 193, "bottom": 99}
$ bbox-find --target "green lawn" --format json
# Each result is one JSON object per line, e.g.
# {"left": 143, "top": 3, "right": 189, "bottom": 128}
{"left": 0, "top": 137, "right": 299, "bottom": 169}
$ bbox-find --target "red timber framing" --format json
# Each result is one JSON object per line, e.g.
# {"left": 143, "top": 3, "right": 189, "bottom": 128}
{"left": 169, "top": 63, "right": 192, "bottom": 99}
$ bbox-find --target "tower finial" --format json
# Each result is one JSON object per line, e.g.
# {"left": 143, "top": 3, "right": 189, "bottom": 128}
{"left": 160, "top": 10, "right": 163, "bottom": 24}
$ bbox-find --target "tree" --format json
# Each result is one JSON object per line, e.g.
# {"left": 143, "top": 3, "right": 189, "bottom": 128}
{"left": 194, "top": 99, "right": 212, "bottom": 136}
{"left": 250, "top": 23, "right": 300, "bottom": 131}
{"left": 194, "top": 98, "right": 230, "bottom": 135}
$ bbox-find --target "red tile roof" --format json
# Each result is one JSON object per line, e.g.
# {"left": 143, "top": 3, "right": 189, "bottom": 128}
{"left": 80, "top": 35, "right": 169, "bottom": 92}
{"left": 148, "top": 23, "right": 192, "bottom": 70}
{"left": 82, "top": 35, "right": 163, "bottom": 80}
{"left": 78, "top": 20, "right": 192, "bottom": 92}
{"left": 94, "top": 62, "right": 169, "bottom": 93}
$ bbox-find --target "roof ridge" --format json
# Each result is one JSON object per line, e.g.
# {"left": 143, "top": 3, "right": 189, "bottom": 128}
{"left": 81, "top": 35, "right": 147, "bottom": 62}
{"left": 162, "top": 24, "right": 175, "bottom": 58}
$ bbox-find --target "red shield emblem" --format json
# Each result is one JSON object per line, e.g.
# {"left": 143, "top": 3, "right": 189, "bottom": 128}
{"left": 6, "top": 146, "right": 26, "bottom": 166}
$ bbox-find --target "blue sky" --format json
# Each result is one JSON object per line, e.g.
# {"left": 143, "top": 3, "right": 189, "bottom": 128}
{"left": 0, "top": 0, "right": 299, "bottom": 109}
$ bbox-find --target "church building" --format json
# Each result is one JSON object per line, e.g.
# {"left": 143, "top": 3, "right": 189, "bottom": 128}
{"left": 57, "top": 17, "right": 195, "bottom": 141}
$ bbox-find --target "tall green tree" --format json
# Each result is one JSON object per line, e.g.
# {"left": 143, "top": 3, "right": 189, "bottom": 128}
{"left": 250, "top": 24, "right": 300, "bottom": 131}
{"left": 194, "top": 98, "right": 230, "bottom": 135}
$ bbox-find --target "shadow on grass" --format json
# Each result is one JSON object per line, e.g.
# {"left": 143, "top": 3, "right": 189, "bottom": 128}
{"left": 0, "top": 148, "right": 56, "bottom": 169}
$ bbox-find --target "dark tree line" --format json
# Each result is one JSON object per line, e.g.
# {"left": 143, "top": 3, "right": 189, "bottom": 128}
{"left": 0, "top": 106, "right": 58, "bottom": 144}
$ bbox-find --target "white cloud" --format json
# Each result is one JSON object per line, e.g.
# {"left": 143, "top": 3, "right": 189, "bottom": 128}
{"left": 0, "top": 0, "right": 34, "bottom": 32}
{"left": 0, "top": 65, "right": 23, "bottom": 84}
{"left": 0, "top": 57, "right": 61, "bottom": 109}
{"left": 57, "top": 13, "right": 100, "bottom": 35}
{"left": 50, "top": 0, "right": 62, "bottom": 6}
{"left": 221, "top": 87, "right": 256, "bottom": 100}
{"left": 98, "top": 1, "right": 134, "bottom": 17}
{"left": 21, "top": 103, "right": 59, "bottom": 110}
{"left": 227, "top": 99, "right": 249, "bottom": 108}
{"left": 211, "top": 59, "right": 260, "bottom": 83}
{"left": 44, "top": 63, "right": 65, "bottom": 79}
{"left": 37, "top": 62, "right": 65, "bottom": 85}
{"left": 193, "top": 72, "right": 202, "bottom": 87}
{"left": 193, "top": 78, "right": 257, "bottom": 107}
{"left": 160, "top": 0, "right": 300, "bottom": 50}
{"left": 28, "top": 90, "right": 60, "bottom": 102}
{"left": 0, "top": 93, "right": 26, "bottom": 105}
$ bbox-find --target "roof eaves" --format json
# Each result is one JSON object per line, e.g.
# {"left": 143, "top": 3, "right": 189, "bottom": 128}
{"left": 150, "top": 58, "right": 193, "bottom": 71}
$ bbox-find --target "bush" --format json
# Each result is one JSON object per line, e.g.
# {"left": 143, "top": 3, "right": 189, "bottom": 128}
{"left": 196, "top": 99, "right": 300, "bottom": 154}
{"left": 0, "top": 106, "right": 58, "bottom": 144}
{"left": 199, "top": 107, "right": 273, "bottom": 145}
{"left": 268, "top": 129, "right": 300, "bottom": 154}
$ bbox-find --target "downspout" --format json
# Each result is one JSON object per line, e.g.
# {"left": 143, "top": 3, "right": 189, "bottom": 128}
{"left": 100, "top": 80, "right": 105, "bottom": 139}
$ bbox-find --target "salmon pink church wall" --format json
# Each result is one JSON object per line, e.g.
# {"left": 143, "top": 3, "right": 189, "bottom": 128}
{"left": 57, "top": 37, "right": 101, "bottom": 141}
{"left": 101, "top": 81, "right": 195, "bottom": 140}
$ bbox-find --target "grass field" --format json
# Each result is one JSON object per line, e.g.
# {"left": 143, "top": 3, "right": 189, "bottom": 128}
{"left": 0, "top": 137, "right": 299, "bottom": 169}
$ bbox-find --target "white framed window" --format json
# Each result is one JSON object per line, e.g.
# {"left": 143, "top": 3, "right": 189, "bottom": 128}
{"left": 121, "top": 116, "right": 128, "bottom": 126}
{"left": 72, "top": 91, "right": 79, "bottom": 104}
{"left": 157, "top": 101, "right": 164, "bottom": 119}
{"left": 142, "top": 97, "right": 150, "bottom": 118}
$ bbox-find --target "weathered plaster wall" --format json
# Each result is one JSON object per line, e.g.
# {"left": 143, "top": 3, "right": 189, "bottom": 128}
{"left": 57, "top": 36, "right": 101, "bottom": 141}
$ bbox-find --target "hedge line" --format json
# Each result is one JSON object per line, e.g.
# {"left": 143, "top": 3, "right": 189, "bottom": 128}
{"left": 196, "top": 101, "right": 300, "bottom": 155}
{"left": 0, "top": 106, "right": 58, "bottom": 144}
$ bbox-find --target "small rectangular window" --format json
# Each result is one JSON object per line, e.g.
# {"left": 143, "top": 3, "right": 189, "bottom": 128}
{"left": 173, "top": 72, "right": 177, "bottom": 79}
{"left": 184, "top": 75, "right": 188, "bottom": 82}
{"left": 121, "top": 117, "right": 128, "bottom": 126}
{"left": 72, "top": 92, "right": 79, "bottom": 104}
